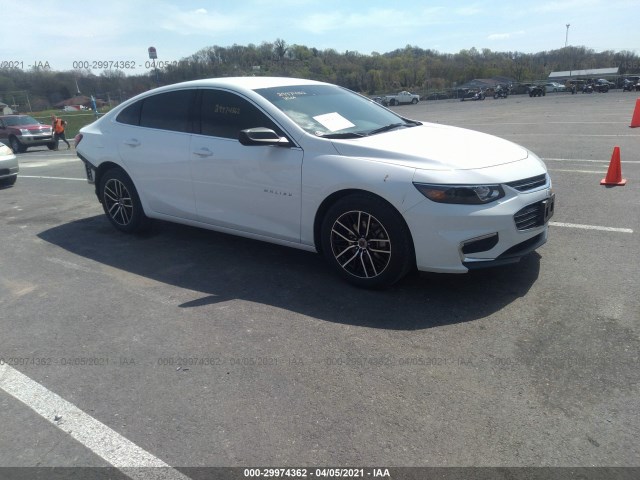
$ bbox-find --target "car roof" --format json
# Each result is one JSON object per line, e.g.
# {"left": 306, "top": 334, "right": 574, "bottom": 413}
{"left": 147, "top": 76, "right": 328, "bottom": 94}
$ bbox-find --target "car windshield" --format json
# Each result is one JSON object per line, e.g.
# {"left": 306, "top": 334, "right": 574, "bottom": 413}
{"left": 4, "top": 116, "right": 40, "bottom": 126}
{"left": 255, "top": 84, "right": 418, "bottom": 138}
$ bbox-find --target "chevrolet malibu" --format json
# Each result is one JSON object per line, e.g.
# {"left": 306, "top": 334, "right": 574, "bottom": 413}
{"left": 75, "top": 77, "right": 554, "bottom": 288}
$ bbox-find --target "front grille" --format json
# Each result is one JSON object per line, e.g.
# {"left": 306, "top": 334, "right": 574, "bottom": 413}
{"left": 514, "top": 198, "right": 554, "bottom": 230}
{"left": 506, "top": 174, "right": 547, "bottom": 192}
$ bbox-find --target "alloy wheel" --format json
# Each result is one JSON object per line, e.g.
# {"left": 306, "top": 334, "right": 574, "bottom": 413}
{"left": 103, "top": 178, "right": 133, "bottom": 226}
{"left": 329, "top": 210, "right": 392, "bottom": 279}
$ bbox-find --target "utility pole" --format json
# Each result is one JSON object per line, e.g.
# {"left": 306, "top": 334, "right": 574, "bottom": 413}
{"left": 565, "top": 24, "right": 572, "bottom": 79}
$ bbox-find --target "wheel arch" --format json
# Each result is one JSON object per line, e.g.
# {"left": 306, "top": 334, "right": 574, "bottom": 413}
{"left": 94, "top": 161, "right": 131, "bottom": 202}
{"left": 96, "top": 163, "right": 151, "bottom": 233}
{"left": 313, "top": 188, "right": 415, "bottom": 264}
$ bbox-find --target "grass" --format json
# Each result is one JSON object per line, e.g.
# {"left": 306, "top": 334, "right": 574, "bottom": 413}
{"left": 29, "top": 108, "right": 110, "bottom": 138}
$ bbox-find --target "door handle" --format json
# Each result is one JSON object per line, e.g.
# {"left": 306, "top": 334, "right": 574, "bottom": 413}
{"left": 193, "top": 148, "right": 213, "bottom": 158}
{"left": 123, "top": 138, "right": 140, "bottom": 147}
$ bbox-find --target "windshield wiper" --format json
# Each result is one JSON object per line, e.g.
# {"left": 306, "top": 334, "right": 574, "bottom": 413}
{"left": 366, "top": 121, "right": 420, "bottom": 136}
{"left": 318, "top": 131, "right": 366, "bottom": 139}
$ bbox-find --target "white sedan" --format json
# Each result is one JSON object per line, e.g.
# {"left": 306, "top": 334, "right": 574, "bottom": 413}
{"left": 545, "top": 82, "right": 567, "bottom": 93}
{"left": 75, "top": 77, "right": 554, "bottom": 288}
{"left": 0, "top": 141, "right": 18, "bottom": 187}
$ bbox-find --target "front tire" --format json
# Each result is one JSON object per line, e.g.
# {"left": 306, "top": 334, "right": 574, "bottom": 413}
{"left": 321, "top": 194, "right": 414, "bottom": 288}
{"left": 9, "top": 136, "right": 25, "bottom": 153}
{"left": 411, "top": 98, "right": 418, "bottom": 104}
{"left": 99, "top": 168, "right": 150, "bottom": 233}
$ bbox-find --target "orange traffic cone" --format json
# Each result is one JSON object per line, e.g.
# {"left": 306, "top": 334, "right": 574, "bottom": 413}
{"left": 600, "top": 146, "right": 627, "bottom": 186}
{"left": 631, "top": 98, "right": 640, "bottom": 128}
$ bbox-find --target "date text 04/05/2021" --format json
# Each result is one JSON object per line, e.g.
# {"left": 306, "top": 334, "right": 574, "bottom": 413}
{"left": 243, "top": 468, "right": 391, "bottom": 478}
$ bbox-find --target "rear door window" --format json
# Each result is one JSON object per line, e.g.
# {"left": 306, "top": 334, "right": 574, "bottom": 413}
{"left": 139, "top": 90, "right": 196, "bottom": 133}
{"left": 116, "top": 101, "right": 141, "bottom": 126}
{"left": 116, "top": 90, "right": 197, "bottom": 132}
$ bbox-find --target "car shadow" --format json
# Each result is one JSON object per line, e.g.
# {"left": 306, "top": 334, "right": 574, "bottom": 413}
{"left": 38, "top": 216, "right": 541, "bottom": 331}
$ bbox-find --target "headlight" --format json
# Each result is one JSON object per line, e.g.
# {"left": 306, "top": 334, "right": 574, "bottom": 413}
{"left": 413, "top": 183, "right": 505, "bottom": 205}
{"left": 19, "top": 129, "right": 31, "bottom": 135}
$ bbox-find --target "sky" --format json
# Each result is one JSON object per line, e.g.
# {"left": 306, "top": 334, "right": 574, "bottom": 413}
{"left": 3, "top": 0, "right": 637, "bottom": 74}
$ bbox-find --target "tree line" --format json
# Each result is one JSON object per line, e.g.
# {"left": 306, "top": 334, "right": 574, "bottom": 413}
{"left": 1, "top": 39, "right": 638, "bottom": 111}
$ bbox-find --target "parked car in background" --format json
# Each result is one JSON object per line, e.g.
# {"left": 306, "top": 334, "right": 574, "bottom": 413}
{"left": 0, "top": 114, "right": 55, "bottom": 153}
{"left": 75, "top": 77, "right": 554, "bottom": 288}
{"left": 596, "top": 79, "right": 615, "bottom": 88}
{"left": 383, "top": 91, "right": 420, "bottom": 106}
{"left": 622, "top": 77, "right": 640, "bottom": 91}
{"left": 545, "top": 82, "right": 566, "bottom": 93}
{"left": 425, "top": 92, "right": 449, "bottom": 101}
{"left": 63, "top": 105, "right": 87, "bottom": 112}
{"left": 0, "top": 141, "right": 18, "bottom": 187}
{"left": 592, "top": 80, "right": 610, "bottom": 93}
{"left": 510, "top": 83, "right": 532, "bottom": 95}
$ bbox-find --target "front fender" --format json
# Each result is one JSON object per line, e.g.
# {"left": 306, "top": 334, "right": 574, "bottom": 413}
{"left": 301, "top": 155, "right": 418, "bottom": 246}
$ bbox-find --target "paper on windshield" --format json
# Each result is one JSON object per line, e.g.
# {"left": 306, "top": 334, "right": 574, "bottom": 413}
{"left": 312, "top": 112, "right": 355, "bottom": 132}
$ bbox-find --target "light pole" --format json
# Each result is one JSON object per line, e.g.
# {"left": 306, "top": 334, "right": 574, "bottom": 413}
{"left": 565, "top": 24, "right": 572, "bottom": 80}
{"left": 148, "top": 46, "right": 159, "bottom": 87}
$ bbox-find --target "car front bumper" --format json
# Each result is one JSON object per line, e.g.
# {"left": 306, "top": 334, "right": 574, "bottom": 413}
{"left": 403, "top": 186, "right": 554, "bottom": 273}
{"left": 0, "top": 155, "right": 19, "bottom": 179}
{"left": 18, "top": 133, "right": 54, "bottom": 146}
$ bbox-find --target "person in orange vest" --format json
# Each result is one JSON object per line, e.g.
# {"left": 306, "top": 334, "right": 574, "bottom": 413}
{"left": 51, "top": 114, "right": 70, "bottom": 150}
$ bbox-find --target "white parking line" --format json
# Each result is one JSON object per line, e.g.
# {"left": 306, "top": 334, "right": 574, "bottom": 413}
{"left": 548, "top": 169, "right": 606, "bottom": 174}
{"left": 20, "top": 159, "right": 80, "bottom": 168}
{"left": 550, "top": 222, "right": 633, "bottom": 233}
{"left": 19, "top": 175, "right": 86, "bottom": 181}
{"left": 544, "top": 158, "right": 640, "bottom": 164}
{"left": 0, "top": 364, "right": 190, "bottom": 479}
{"left": 509, "top": 133, "right": 638, "bottom": 137}
{"left": 466, "top": 121, "right": 629, "bottom": 126}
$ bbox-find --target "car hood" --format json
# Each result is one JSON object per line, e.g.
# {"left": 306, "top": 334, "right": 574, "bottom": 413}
{"left": 330, "top": 123, "right": 529, "bottom": 170}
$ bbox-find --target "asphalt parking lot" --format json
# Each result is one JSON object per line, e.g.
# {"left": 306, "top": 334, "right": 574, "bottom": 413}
{"left": 1, "top": 91, "right": 639, "bottom": 479}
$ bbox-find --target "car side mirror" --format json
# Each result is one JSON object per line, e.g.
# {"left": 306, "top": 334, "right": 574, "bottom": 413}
{"left": 239, "top": 127, "right": 289, "bottom": 147}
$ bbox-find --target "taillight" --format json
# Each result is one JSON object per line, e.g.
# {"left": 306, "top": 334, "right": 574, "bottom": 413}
{"left": 74, "top": 133, "right": 83, "bottom": 146}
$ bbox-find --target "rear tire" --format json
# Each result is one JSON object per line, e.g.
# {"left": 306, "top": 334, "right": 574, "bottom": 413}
{"left": 320, "top": 193, "right": 414, "bottom": 288}
{"left": 99, "top": 168, "right": 150, "bottom": 233}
